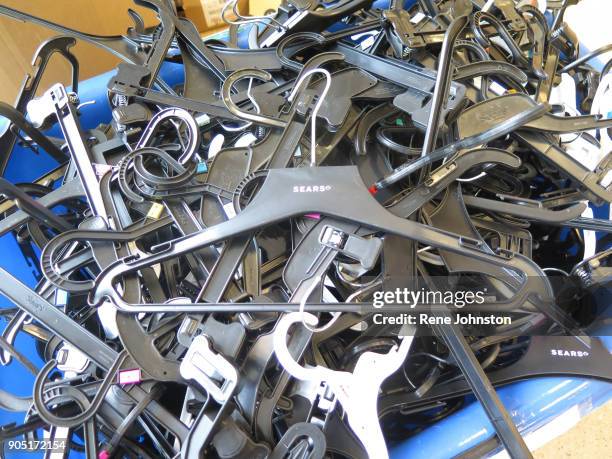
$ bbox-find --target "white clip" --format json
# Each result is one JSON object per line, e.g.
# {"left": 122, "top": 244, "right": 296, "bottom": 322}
{"left": 180, "top": 335, "right": 238, "bottom": 403}
{"left": 56, "top": 343, "right": 90, "bottom": 376}
{"left": 274, "top": 312, "right": 414, "bottom": 459}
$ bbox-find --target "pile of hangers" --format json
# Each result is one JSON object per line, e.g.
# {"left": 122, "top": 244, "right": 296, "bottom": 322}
{"left": 0, "top": 0, "right": 610, "bottom": 458}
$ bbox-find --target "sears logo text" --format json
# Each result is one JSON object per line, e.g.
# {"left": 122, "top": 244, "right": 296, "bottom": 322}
{"left": 293, "top": 185, "right": 332, "bottom": 193}
{"left": 550, "top": 349, "right": 589, "bottom": 358}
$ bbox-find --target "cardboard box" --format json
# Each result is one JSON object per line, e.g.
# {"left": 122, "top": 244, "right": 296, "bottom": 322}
{"left": 200, "top": 0, "right": 249, "bottom": 30}
{"left": 0, "top": 0, "right": 159, "bottom": 104}
{"left": 249, "top": 0, "right": 281, "bottom": 16}
{"left": 179, "top": 0, "right": 207, "bottom": 31}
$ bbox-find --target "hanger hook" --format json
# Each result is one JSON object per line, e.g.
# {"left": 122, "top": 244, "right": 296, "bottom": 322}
{"left": 218, "top": 77, "right": 262, "bottom": 132}
{"left": 298, "top": 274, "right": 341, "bottom": 333}
{"left": 33, "top": 350, "right": 129, "bottom": 428}
{"left": 221, "top": 0, "right": 287, "bottom": 31}
{"left": 222, "top": 69, "right": 288, "bottom": 128}
{"left": 287, "top": 68, "right": 332, "bottom": 167}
